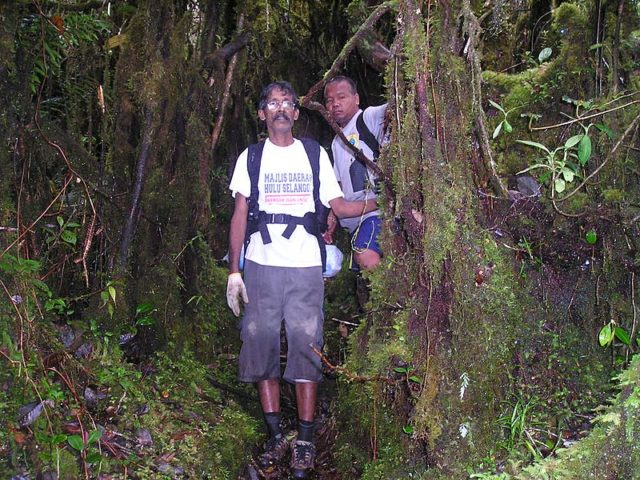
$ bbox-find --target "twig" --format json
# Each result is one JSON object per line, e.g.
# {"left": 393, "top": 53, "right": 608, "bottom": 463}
{"left": 310, "top": 345, "right": 394, "bottom": 384}
{"left": 556, "top": 110, "right": 640, "bottom": 203}
{"left": 530, "top": 98, "right": 640, "bottom": 131}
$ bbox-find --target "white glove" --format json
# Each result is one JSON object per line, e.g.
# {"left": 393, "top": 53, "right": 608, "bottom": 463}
{"left": 226, "top": 273, "right": 248, "bottom": 317}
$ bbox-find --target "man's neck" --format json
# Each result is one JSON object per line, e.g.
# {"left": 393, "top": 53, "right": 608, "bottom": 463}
{"left": 339, "top": 109, "right": 360, "bottom": 128}
{"left": 268, "top": 131, "right": 295, "bottom": 147}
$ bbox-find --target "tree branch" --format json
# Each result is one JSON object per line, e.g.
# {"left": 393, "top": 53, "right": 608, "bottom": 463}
{"left": 117, "top": 109, "right": 153, "bottom": 270}
{"left": 300, "top": 1, "right": 395, "bottom": 104}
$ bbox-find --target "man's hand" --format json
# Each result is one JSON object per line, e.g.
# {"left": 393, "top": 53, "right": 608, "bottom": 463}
{"left": 322, "top": 210, "right": 337, "bottom": 244}
{"left": 226, "top": 272, "right": 249, "bottom": 316}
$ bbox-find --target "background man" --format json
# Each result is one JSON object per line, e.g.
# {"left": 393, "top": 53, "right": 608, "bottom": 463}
{"left": 226, "top": 81, "right": 377, "bottom": 478}
{"left": 323, "top": 75, "right": 387, "bottom": 270}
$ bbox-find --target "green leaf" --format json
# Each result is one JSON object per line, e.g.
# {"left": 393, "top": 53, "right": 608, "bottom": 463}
{"left": 561, "top": 167, "right": 575, "bottom": 183}
{"left": 516, "top": 140, "right": 550, "bottom": 153}
{"left": 408, "top": 375, "right": 422, "bottom": 384}
{"left": 577, "top": 135, "right": 592, "bottom": 166}
{"left": 100, "top": 290, "right": 109, "bottom": 303}
{"left": 67, "top": 434, "right": 85, "bottom": 451}
{"left": 585, "top": 229, "right": 597, "bottom": 245}
{"left": 614, "top": 326, "right": 631, "bottom": 345}
{"left": 88, "top": 429, "right": 102, "bottom": 444}
{"left": 107, "top": 303, "right": 114, "bottom": 318}
{"left": 136, "top": 316, "right": 155, "bottom": 326}
{"left": 554, "top": 178, "right": 566, "bottom": 193}
{"left": 488, "top": 99, "right": 505, "bottom": 114}
{"left": 599, "top": 324, "right": 614, "bottom": 347}
{"left": 57, "top": 216, "right": 65, "bottom": 227}
{"left": 402, "top": 425, "right": 414, "bottom": 434}
{"left": 394, "top": 367, "right": 408, "bottom": 373}
{"left": 538, "top": 47, "right": 552, "bottom": 62}
{"left": 51, "top": 433, "right": 67, "bottom": 445}
{"left": 564, "top": 134, "right": 583, "bottom": 149}
{"left": 61, "top": 230, "right": 77, "bottom": 245}
{"left": 32, "top": 279, "right": 53, "bottom": 297}
{"left": 135, "top": 303, "right": 155, "bottom": 315}
{"left": 503, "top": 120, "right": 513, "bottom": 133}
{"left": 108, "top": 286, "right": 116, "bottom": 303}
{"left": 595, "top": 123, "right": 614, "bottom": 140}
{"left": 492, "top": 121, "right": 503, "bottom": 139}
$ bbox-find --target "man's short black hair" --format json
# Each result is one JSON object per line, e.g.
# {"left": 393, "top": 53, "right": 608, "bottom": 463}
{"left": 324, "top": 75, "right": 357, "bottom": 95}
{"left": 258, "top": 81, "right": 299, "bottom": 110}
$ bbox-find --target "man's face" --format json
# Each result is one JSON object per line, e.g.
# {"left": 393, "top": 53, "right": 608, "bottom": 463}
{"left": 258, "top": 87, "right": 299, "bottom": 134}
{"left": 324, "top": 80, "right": 359, "bottom": 127}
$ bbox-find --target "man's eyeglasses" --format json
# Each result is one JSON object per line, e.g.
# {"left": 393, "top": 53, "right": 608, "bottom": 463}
{"left": 264, "top": 100, "right": 297, "bottom": 111}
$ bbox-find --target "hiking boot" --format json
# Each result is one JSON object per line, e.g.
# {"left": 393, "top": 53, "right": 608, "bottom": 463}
{"left": 258, "top": 434, "right": 289, "bottom": 469}
{"left": 290, "top": 440, "right": 316, "bottom": 478}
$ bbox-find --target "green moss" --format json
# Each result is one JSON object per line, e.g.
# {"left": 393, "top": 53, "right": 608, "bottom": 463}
{"left": 603, "top": 188, "right": 625, "bottom": 203}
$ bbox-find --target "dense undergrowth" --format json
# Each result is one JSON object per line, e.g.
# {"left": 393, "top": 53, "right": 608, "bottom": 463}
{"left": 0, "top": 254, "right": 261, "bottom": 479}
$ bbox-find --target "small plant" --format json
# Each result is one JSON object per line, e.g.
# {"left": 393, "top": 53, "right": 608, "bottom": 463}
{"left": 488, "top": 100, "right": 526, "bottom": 139}
{"left": 598, "top": 319, "right": 635, "bottom": 367}
{"left": 516, "top": 134, "right": 587, "bottom": 195}
{"left": 497, "top": 395, "right": 545, "bottom": 459}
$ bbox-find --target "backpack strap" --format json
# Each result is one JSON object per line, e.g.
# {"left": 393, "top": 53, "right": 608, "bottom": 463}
{"left": 246, "top": 141, "right": 267, "bottom": 247}
{"left": 300, "top": 138, "right": 327, "bottom": 271}
{"left": 356, "top": 112, "right": 380, "bottom": 160}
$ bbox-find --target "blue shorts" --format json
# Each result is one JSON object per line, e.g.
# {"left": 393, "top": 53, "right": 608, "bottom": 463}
{"left": 351, "top": 215, "right": 382, "bottom": 256}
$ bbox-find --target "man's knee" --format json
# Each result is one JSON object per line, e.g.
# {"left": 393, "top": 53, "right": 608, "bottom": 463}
{"left": 354, "top": 249, "right": 380, "bottom": 270}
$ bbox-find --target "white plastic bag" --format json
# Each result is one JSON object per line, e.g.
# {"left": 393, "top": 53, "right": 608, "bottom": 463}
{"left": 323, "top": 245, "right": 344, "bottom": 278}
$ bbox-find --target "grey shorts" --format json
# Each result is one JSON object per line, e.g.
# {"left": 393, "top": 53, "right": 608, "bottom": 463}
{"left": 238, "top": 260, "right": 325, "bottom": 384}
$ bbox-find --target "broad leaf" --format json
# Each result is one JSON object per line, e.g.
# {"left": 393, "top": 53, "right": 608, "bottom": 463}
{"left": 585, "top": 230, "right": 597, "bottom": 245}
{"left": 503, "top": 120, "right": 513, "bottom": 133}
{"left": 564, "top": 134, "right": 583, "bottom": 149}
{"left": 554, "top": 178, "right": 566, "bottom": 193}
{"left": 614, "top": 326, "right": 630, "bottom": 345}
{"left": 577, "top": 135, "right": 592, "bottom": 166}
{"left": 88, "top": 429, "right": 102, "bottom": 444}
{"left": 67, "top": 434, "right": 85, "bottom": 451}
{"left": 108, "top": 285, "right": 116, "bottom": 303}
{"left": 61, "top": 230, "right": 77, "bottom": 245}
{"left": 538, "top": 47, "right": 552, "bottom": 62}
{"left": 599, "top": 324, "right": 614, "bottom": 347}
{"left": 562, "top": 167, "right": 575, "bottom": 183}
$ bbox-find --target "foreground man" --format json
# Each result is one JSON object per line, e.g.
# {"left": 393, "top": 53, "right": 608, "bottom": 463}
{"left": 226, "top": 81, "right": 377, "bottom": 478}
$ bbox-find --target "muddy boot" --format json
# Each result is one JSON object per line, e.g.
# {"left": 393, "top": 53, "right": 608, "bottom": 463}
{"left": 258, "top": 434, "right": 289, "bottom": 469}
{"left": 290, "top": 439, "right": 316, "bottom": 478}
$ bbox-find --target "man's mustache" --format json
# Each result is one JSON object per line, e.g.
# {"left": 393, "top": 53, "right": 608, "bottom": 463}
{"left": 273, "top": 113, "right": 290, "bottom": 121}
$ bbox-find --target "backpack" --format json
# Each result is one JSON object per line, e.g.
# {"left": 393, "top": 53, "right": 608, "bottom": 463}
{"left": 245, "top": 138, "right": 328, "bottom": 270}
{"left": 355, "top": 112, "right": 381, "bottom": 160}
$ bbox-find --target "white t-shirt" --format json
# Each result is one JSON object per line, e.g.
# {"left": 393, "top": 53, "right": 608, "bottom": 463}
{"left": 230, "top": 138, "right": 343, "bottom": 268}
{"left": 331, "top": 104, "right": 387, "bottom": 232}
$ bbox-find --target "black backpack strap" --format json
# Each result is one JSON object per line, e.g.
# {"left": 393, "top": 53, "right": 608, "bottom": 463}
{"left": 300, "top": 138, "right": 327, "bottom": 271}
{"left": 356, "top": 112, "right": 380, "bottom": 160}
{"left": 246, "top": 141, "right": 271, "bottom": 245}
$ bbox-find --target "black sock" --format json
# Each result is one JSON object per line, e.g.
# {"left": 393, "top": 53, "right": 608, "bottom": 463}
{"left": 264, "top": 412, "right": 282, "bottom": 438}
{"left": 297, "top": 419, "right": 314, "bottom": 443}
